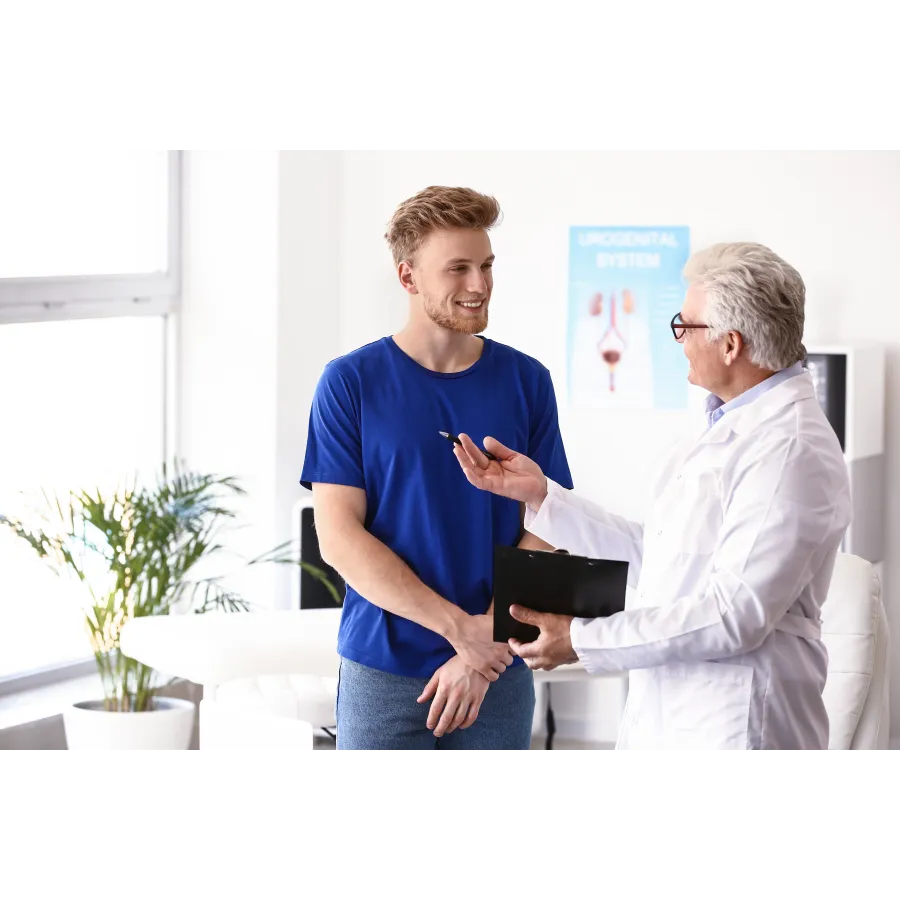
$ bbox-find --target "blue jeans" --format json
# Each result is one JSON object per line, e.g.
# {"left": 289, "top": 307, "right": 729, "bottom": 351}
{"left": 336, "top": 657, "right": 535, "bottom": 750}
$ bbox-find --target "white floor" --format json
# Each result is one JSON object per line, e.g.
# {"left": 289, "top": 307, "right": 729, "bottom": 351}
{"left": 531, "top": 736, "right": 615, "bottom": 750}
{"left": 311, "top": 733, "right": 614, "bottom": 750}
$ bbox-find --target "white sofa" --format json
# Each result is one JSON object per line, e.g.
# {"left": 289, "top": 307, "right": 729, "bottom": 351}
{"left": 119, "top": 552, "right": 890, "bottom": 749}
{"left": 821, "top": 553, "right": 891, "bottom": 748}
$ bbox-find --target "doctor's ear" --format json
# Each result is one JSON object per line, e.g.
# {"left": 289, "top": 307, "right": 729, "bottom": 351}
{"left": 723, "top": 330, "right": 744, "bottom": 365}
{"left": 398, "top": 260, "right": 419, "bottom": 295}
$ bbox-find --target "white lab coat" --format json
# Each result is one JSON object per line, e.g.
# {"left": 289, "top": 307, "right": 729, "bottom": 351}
{"left": 525, "top": 371, "right": 851, "bottom": 749}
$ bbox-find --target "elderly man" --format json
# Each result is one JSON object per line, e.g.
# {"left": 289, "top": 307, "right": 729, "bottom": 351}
{"left": 453, "top": 242, "right": 851, "bottom": 750}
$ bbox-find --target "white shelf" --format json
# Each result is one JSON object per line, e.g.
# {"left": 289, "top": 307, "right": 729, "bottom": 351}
{"left": 0, "top": 673, "right": 102, "bottom": 731}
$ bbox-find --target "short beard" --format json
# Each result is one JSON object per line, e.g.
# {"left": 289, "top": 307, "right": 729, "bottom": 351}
{"left": 423, "top": 294, "right": 489, "bottom": 335}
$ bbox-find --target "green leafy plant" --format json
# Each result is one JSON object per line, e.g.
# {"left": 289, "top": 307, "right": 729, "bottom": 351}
{"left": 0, "top": 464, "right": 341, "bottom": 712}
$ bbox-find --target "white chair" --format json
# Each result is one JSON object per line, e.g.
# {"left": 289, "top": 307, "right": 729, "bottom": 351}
{"left": 820, "top": 553, "right": 891, "bottom": 749}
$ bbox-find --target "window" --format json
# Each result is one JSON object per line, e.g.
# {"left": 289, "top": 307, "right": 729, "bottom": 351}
{"left": 0, "top": 151, "right": 169, "bottom": 278}
{"left": 0, "top": 151, "right": 179, "bottom": 324}
{"left": 0, "top": 317, "right": 167, "bottom": 677}
{"left": 0, "top": 151, "right": 178, "bottom": 682}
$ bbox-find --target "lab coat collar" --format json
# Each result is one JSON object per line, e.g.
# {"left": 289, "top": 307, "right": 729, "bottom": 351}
{"left": 696, "top": 370, "right": 817, "bottom": 445}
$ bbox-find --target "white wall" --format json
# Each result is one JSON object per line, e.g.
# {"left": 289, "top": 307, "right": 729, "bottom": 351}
{"left": 179, "top": 152, "right": 281, "bottom": 603}
{"left": 180, "top": 152, "right": 345, "bottom": 609}
{"left": 182, "top": 151, "right": 900, "bottom": 745}
{"left": 276, "top": 153, "right": 344, "bottom": 605}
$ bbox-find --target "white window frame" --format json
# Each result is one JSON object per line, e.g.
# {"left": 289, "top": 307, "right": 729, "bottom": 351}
{"left": 0, "top": 151, "right": 182, "bottom": 325}
{"left": 0, "top": 151, "right": 180, "bottom": 695}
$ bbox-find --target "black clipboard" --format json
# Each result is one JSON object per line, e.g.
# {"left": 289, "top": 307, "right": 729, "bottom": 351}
{"left": 492, "top": 545, "right": 629, "bottom": 643}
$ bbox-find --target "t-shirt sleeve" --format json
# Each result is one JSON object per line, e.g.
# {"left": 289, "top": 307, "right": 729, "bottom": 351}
{"left": 300, "top": 363, "right": 365, "bottom": 492}
{"left": 528, "top": 366, "right": 574, "bottom": 490}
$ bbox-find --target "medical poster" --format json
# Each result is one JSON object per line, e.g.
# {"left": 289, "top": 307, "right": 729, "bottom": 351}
{"left": 567, "top": 226, "right": 690, "bottom": 410}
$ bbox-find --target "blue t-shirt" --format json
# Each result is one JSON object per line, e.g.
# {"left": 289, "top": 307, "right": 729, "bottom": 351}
{"left": 300, "top": 336, "right": 574, "bottom": 678}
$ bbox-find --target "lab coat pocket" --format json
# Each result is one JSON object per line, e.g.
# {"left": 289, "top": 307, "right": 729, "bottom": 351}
{"left": 660, "top": 662, "right": 753, "bottom": 749}
{"left": 660, "top": 469, "right": 722, "bottom": 555}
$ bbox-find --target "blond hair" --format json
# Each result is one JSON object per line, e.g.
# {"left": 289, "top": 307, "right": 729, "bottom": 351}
{"left": 384, "top": 186, "right": 501, "bottom": 265}
{"left": 683, "top": 242, "right": 806, "bottom": 371}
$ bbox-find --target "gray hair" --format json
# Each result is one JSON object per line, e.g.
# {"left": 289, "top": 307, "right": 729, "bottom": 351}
{"left": 683, "top": 242, "right": 806, "bottom": 371}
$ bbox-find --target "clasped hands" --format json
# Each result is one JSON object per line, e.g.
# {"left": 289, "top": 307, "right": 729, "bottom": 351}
{"left": 418, "top": 606, "right": 577, "bottom": 737}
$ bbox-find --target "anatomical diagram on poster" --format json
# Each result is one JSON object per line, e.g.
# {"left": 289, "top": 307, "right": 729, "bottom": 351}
{"left": 567, "top": 226, "right": 690, "bottom": 410}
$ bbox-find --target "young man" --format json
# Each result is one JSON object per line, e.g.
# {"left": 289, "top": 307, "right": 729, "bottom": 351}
{"left": 301, "top": 186, "right": 573, "bottom": 749}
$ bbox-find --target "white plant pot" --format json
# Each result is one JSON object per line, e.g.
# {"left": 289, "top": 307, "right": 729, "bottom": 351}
{"left": 63, "top": 697, "right": 196, "bottom": 750}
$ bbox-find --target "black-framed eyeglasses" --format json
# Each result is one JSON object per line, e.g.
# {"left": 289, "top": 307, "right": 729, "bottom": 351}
{"left": 670, "top": 312, "right": 710, "bottom": 342}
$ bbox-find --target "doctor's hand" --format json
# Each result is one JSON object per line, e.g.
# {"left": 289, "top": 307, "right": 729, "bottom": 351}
{"left": 417, "top": 655, "right": 490, "bottom": 737}
{"left": 508, "top": 605, "right": 578, "bottom": 671}
{"left": 454, "top": 433, "right": 548, "bottom": 511}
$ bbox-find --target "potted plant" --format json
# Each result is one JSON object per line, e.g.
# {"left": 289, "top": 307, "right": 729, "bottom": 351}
{"left": 0, "top": 464, "right": 340, "bottom": 749}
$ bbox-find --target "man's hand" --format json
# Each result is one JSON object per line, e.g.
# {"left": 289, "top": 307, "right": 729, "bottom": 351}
{"left": 417, "top": 655, "right": 490, "bottom": 737}
{"left": 449, "top": 613, "right": 514, "bottom": 682}
{"left": 508, "top": 605, "right": 578, "bottom": 671}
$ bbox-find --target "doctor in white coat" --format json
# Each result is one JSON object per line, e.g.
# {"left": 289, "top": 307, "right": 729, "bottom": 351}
{"left": 454, "top": 242, "right": 851, "bottom": 750}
